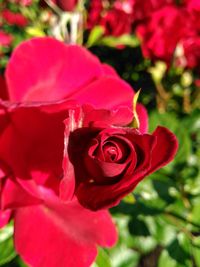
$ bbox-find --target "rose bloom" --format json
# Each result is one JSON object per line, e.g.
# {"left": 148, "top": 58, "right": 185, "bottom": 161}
{"left": 61, "top": 105, "right": 178, "bottom": 210}
{"left": 87, "top": 0, "right": 103, "bottom": 29}
{"left": 50, "top": 0, "right": 78, "bottom": 11}
{"left": 0, "top": 37, "right": 178, "bottom": 266}
{"left": 182, "top": 35, "right": 200, "bottom": 69}
{"left": 137, "top": 5, "right": 188, "bottom": 63}
{"left": 0, "top": 30, "right": 13, "bottom": 47}
{"left": 100, "top": 8, "right": 133, "bottom": 36}
{"left": 87, "top": 0, "right": 133, "bottom": 36}
{"left": 2, "top": 9, "right": 28, "bottom": 27}
{"left": 0, "top": 37, "right": 136, "bottom": 267}
{"left": 186, "top": 0, "right": 200, "bottom": 31}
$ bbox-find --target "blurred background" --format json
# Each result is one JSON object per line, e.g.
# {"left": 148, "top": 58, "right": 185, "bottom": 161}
{"left": 0, "top": 0, "right": 200, "bottom": 266}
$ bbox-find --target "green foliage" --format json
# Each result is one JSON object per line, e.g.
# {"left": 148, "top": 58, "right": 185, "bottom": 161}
{"left": 0, "top": 224, "right": 16, "bottom": 266}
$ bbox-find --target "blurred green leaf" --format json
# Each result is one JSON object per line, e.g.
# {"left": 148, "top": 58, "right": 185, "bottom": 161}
{"left": 92, "top": 248, "right": 112, "bottom": 267}
{"left": 0, "top": 236, "right": 16, "bottom": 266}
{"left": 86, "top": 26, "right": 105, "bottom": 47}
{"left": 158, "top": 249, "right": 177, "bottom": 267}
{"left": 109, "top": 245, "right": 139, "bottom": 267}
{"left": 99, "top": 35, "right": 140, "bottom": 48}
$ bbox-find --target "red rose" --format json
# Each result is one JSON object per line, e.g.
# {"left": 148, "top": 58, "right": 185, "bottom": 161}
{"left": 2, "top": 9, "right": 28, "bottom": 27}
{"left": 87, "top": 0, "right": 103, "bottom": 29}
{"left": 182, "top": 35, "right": 200, "bottom": 69}
{"left": 50, "top": 0, "right": 78, "bottom": 11}
{"left": 137, "top": 5, "right": 188, "bottom": 63}
{"left": 186, "top": 0, "right": 200, "bottom": 31}
{"left": 87, "top": 0, "right": 133, "bottom": 36}
{"left": 0, "top": 37, "right": 136, "bottom": 267}
{"left": 100, "top": 8, "right": 133, "bottom": 37}
{"left": 60, "top": 105, "right": 178, "bottom": 210}
{"left": 0, "top": 30, "right": 13, "bottom": 47}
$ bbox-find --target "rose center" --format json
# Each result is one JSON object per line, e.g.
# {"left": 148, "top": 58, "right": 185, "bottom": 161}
{"left": 103, "top": 143, "right": 118, "bottom": 162}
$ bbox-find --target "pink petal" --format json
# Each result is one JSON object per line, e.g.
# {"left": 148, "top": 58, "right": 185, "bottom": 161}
{"left": 102, "top": 63, "right": 118, "bottom": 77}
{"left": 82, "top": 105, "right": 133, "bottom": 127}
{"left": 0, "top": 209, "right": 11, "bottom": 228}
{"left": 14, "top": 198, "right": 117, "bottom": 267}
{"left": 1, "top": 178, "right": 41, "bottom": 210}
{"left": 69, "top": 76, "right": 134, "bottom": 109}
{"left": 6, "top": 37, "right": 104, "bottom": 102}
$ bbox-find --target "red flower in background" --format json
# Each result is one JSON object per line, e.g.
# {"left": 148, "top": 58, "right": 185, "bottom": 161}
{"left": 0, "top": 30, "right": 13, "bottom": 47}
{"left": 51, "top": 0, "right": 78, "bottom": 11}
{"left": 186, "top": 0, "right": 200, "bottom": 31}
{"left": 87, "top": 0, "right": 134, "bottom": 36}
{"left": 182, "top": 35, "right": 200, "bottom": 68}
{"left": 137, "top": 5, "right": 188, "bottom": 64}
{"left": 100, "top": 8, "right": 133, "bottom": 36}
{"left": 2, "top": 9, "right": 28, "bottom": 27}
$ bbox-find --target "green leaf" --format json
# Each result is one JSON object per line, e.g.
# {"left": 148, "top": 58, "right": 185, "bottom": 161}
{"left": 123, "top": 193, "right": 136, "bottom": 204}
{"left": 0, "top": 237, "right": 16, "bottom": 265}
{"left": 86, "top": 26, "right": 105, "bottom": 47}
{"left": 92, "top": 248, "right": 112, "bottom": 267}
{"left": 25, "top": 27, "right": 45, "bottom": 37}
{"left": 192, "top": 237, "right": 200, "bottom": 267}
{"left": 0, "top": 223, "right": 16, "bottom": 265}
{"left": 165, "top": 234, "right": 192, "bottom": 267}
{"left": 158, "top": 249, "right": 177, "bottom": 267}
{"left": 149, "top": 111, "right": 178, "bottom": 133}
{"left": 99, "top": 34, "right": 140, "bottom": 48}
{"left": 109, "top": 245, "right": 139, "bottom": 267}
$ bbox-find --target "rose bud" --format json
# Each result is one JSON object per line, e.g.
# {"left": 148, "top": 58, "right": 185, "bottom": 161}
{"left": 61, "top": 106, "right": 178, "bottom": 211}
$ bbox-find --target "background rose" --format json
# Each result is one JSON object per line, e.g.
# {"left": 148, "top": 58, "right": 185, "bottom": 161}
{"left": 136, "top": 5, "right": 187, "bottom": 63}
{"left": 50, "top": 0, "right": 78, "bottom": 11}
{"left": 100, "top": 8, "right": 133, "bottom": 37}
{"left": 61, "top": 106, "right": 178, "bottom": 210}
{"left": 1, "top": 9, "right": 28, "bottom": 27}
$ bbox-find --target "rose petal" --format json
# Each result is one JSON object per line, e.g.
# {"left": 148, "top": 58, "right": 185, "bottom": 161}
{"left": 1, "top": 178, "right": 41, "bottom": 210}
{"left": 6, "top": 37, "right": 104, "bottom": 102}
{"left": 102, "top": 63, "right": 118, "bottom": 77}
{"left": 147, "top": 126, "right": 178, "bottom": 174}
{"left": 0, "top": 75, "right": 9, "bottom": 100}
{"left": 67, "top": 76, "right": 134, "bottom": 109}
{"left": 0, "top": 209, "right": 11, "bottom": 229}
{"left": 0, "top": 102, "right": 73, "bottom": 189}
{"left": 83, "top": 105, "right": 133, "bottom": 127}
{"left": 14, "top": 198, "right": 117, "bottom": 267}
